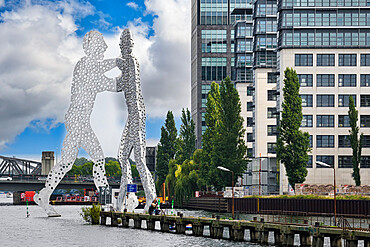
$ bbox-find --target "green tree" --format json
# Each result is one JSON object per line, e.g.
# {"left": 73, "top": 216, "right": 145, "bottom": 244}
{"left": 177, "top": 108, "right": 196, "bottom": 164}
{"left": 201, "top": 82, "right": 221, "bottom": 187}
{"left": 68, "top": 161, "right": 93, "bottom": 176}
{"left": 74, "top": 157, "right": 89, "bottom": 166}
{"left": 348, "top": 95, "right": 363, "bottom": 186}
{"left": 165, "top": 159, "right": 179, "bottom": 199}
{"left": 210, "top": 77, "right": 248, "bottom": 189}
{"left": 155, "top": 111, "right": 178, "bottom": 191}
{"left": 276, "top": 68, "right": 310, "bottom": 189}
{"left": 175, "top": 157, "right": 201, "bottom": 206}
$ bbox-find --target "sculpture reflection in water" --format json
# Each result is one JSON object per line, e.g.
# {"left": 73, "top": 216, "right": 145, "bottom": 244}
{"left": 116, "top": 29, "right": 156, "bottom": 212}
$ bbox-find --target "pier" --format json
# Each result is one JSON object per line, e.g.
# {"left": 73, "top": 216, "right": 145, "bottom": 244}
{"left": 100, "top": 211, "right": 370, "bottom": 246}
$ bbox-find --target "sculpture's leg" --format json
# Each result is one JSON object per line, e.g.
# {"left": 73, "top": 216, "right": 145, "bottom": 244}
{"left": 116, "top": 123, "right": 138, "bottom": 212}
{"left": 134, "top": 130, "right": 156, "bottom": 212}
{"left": 81, "top": 127, "right": 109, "bottom": 189}
{"left": 34, "top": 131, "right": 79, "bottom": 217}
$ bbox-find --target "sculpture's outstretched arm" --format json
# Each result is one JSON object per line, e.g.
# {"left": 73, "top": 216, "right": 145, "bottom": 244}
{"left": 97, "top": 58, "right": 123, "bottom": 93}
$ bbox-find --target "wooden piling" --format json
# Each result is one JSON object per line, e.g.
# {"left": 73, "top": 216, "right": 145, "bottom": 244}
{"left": 99, "top": 211, "right": 370, "bottom": 246}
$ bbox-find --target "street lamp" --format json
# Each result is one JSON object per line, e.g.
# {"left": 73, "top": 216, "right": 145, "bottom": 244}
{"left": 316, "top": 161, "right": 336, "bottom": 225}
{"left": 217, "top": 166, "right": 234, "bottom": 219}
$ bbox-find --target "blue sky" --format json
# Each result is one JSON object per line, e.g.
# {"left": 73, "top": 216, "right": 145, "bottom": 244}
{"left": 0, "top": 0, "right": 190, "bottom": 161}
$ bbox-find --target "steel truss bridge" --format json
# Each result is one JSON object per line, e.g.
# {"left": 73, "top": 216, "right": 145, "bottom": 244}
{"left": 0, "top": 155, "right": 41, "bottom": 175}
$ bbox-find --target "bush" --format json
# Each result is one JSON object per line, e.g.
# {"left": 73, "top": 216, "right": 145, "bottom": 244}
{"left": 81, "top": 204, "right": 101, "bottom": 224}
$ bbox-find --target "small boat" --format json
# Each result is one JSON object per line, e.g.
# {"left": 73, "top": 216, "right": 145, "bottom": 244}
{"left": 6, "top": 192, "right": 12, "bottom": 198}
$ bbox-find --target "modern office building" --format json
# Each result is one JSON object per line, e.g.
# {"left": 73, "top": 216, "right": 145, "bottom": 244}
{"left": 191, "top": 0, "right": 252, "bottom": 148}
{"left": 192, "top": 0, "right": 370, "bottom": 194}
{"left": 234, "top": 0, "right": 279, "bottom": 194}
{"left": 278, "top": 0, "right": 370, "bottom": 192}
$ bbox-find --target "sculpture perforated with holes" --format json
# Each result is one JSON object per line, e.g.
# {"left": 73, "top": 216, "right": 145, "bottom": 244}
{"left": 116, "top": 29, "right": 157, "bottom": 212}
{"left": 34, "top": 31, "right": 120, "bottom": 216}
{"left": 35, "top": 29, "right": 157, "bottom": 216}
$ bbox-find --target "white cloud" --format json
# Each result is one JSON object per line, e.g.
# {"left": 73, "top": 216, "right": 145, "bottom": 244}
{"left": 0, "top": 1, "right": 88, "bottom": 150}
{"left": 0, "top": 0, "right": 4, "bottom": 8}
{"left": 126, "top": 2, "right": 139, "bottom": 10}
{"left": 128, "top": 0, "right": 191, "bottom": 118}
{"left": 0, "top": 0, "right": 191, "bottom": 159}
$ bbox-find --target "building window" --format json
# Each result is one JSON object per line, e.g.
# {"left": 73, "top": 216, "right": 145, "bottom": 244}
{"left": 317, "top": 54, "right": 335, "bottom": 66}
{"left": 363, "top": 135, "right": 370, "bottom": 147}
{"left": 338, "top": 156, "right": 352, "bottom": 168}
{"left": 360, "top": 54, "right": 370, "bottom": 66}
{"left": 268, "top": 90, "right": 277, "bottom": 101}
{"left": 201, "top": 30, "right": 227, "bottom": 53}
{"left": 360, "top": 75, "right": 370, "bottom": 87}
{"left": 268, "top": 72, "right": 277, "bottom": 83}
{"left": 267, "top": 125, "right": 278, "bottom": 136}
{"left": 295, "top": 54, "right": 313, "bottom": 66}
{"left": 247, "top": 102, "right": 254, "bottom": 111}
{"left": 317, "top": 74, "right": 334, "bottom": 87}
{"left": 338, "top": 74, "right": 356, "bottom": 87}
{"left": 298, "top": 74, "right": 313, "bottom": 87}
{"left": 317, "top": 95, "right": 334, "bottom": 107}
{"left": 316, "top": 155, "right": 334, "bottom": 168}
{"left": 300, "top": 94, "right": 313, "bottom": 107}
{"left": 237, "top": 24, "right": 253, "bottom": 37}
{"left": 361, "top": 115, "right": 370, "bottom": 127}
{"left": 282, "top": 29, "right": 370, "bottom": 47}
{"left": 301, "top": 115, "right": 313, "bottom": 127}
{"left": 200, "top": 1, "right": 228, "bottom": 25}
{"left": 339, "top": 54, "right": 357, "bottom": 66}
{"left": 361, "top": 156, "right": 370, "bottom": 168}
{"left": 307, "top": 155, "right": 313, "bottom": 168}
{"left": 247, "top": 117, "right": 254, "bottom": 127}
{"left": 316, "top": 115, "right": 334, "bottom": 127}
{"left": 309, "top": 135, "right": 313, "bottom": 148}
{"left": 267, "top": 143, "right": 276, "bottom": 153}
{"left": 247, "top": 86, "right": 254, "bottom": 96}
{"left": 247, "top": 133, "right": 254, "bottom": 142}
{"left": 338, "top": 135, "right": 351, "bottom": 148}
{"left": 360, "top": 95, "right": 370, "bottom": 107}
{"left": 267, "top": 107, "right": 278, "bottom": 118}
{"left": 338, "top": 115, "right": 350, "bottom": 127}
{"left": 338, "top": 95, "right": 356, "bottom": 107}
{"left": 317, "top": 135, "right": 334, "bottom": 148}
{"left": 201, "top": 58, "right": 227, "bottom": 81}
{"left": 236, "top": 54, "right": 253, "bottom": 67}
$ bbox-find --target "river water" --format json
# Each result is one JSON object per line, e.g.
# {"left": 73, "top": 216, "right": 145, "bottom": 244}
{"left": 0, "top": 194, "right": 268, "bottom": 247}
{"left": 1, "top": 194, "right": 363, "bottom": 247}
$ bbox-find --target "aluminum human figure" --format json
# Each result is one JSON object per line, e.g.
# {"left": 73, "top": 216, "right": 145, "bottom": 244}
{"left": 116, "top": 29, "right": 157, "bottom": 212}
{"left": 34, "top": 31, "right": 121, "bottom": 216}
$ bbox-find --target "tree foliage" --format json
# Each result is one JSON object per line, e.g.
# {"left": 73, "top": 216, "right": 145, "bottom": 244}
{"left": 174, "top": 150, "right": 202, "bottom": 206}
{"left": 67, "top": 159, "right": 138, "bottom": 178}
{"left": 155, "top": 111, "right": 178, "bottom": 191}
{"left": 202, "top": 77, "right": 248, "bottom": 190}
{"left": 201, "top": 82, "right": 221, "bottom": 187}
{"left": 177, "top": 108, "right": 196, "bottom": 164}
{"left": 276, "top": 68, "right": 310, "bottom": 189}
{"left": 348, "top": 95, "right": 363, "bottom": 186}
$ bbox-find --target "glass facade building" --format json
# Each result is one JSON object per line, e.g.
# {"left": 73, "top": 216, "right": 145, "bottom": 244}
{"left": 191, "top": 0, "right": 252, "bottom": 147}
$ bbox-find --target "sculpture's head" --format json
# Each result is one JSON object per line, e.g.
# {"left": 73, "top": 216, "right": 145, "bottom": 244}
{"left": 119, "top": 29, "right": 134, "bottom": 55}
{"left": 83, "top": 31, "right": 107, "bottom": 60}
